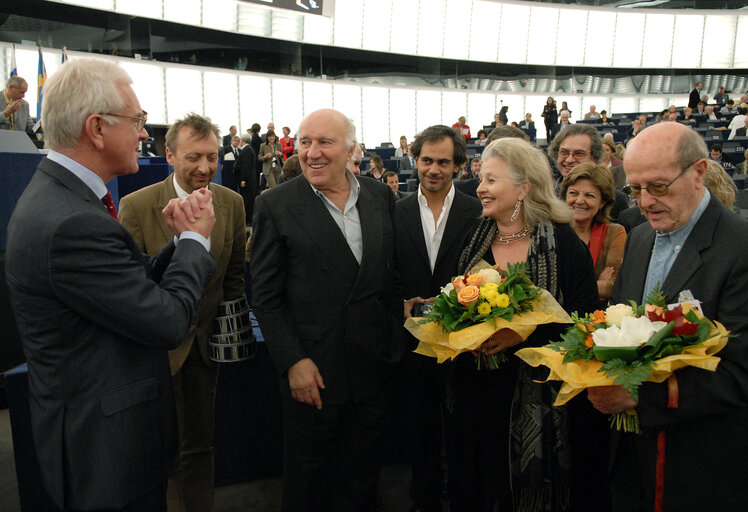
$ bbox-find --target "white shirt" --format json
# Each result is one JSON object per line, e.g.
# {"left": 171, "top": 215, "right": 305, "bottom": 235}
{"left": 417, "top": 184, "right": 455, "bottom": 272}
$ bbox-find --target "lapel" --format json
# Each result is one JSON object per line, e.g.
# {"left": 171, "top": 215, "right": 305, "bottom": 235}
{"left": 40, "top": 158, "right": 106, "bottom": 212}
{"left": 400, "top": 194, "right": 430, "bottom": 271}
{"left": 435, "top": 190, "right": 474, "bottom": 270}
{"left": 153, "top": 175, "right": 228, "bottom": 261}
{"left": 350, "top": 180, "right": 385, "bottom": 300}
{"left": 622, "top": 223, "right": 656, "bottom": 302}
{"left": 284, "top": 177, "right": 360, "bottom": 283}
{"left": 662, "top": 198, "right": 719, "bottom": 301}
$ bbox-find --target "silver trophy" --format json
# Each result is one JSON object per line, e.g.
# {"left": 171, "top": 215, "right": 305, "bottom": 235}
{"left": 210, "top": 294, "right": 256, "bottom": 362}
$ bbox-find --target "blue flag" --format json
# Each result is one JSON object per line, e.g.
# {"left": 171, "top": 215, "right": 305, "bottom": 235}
{"left": 10, "top": 44, "right": 17, "bottom": 77}
{"left": 36, "top": 48, "right": 47, "bottom": 140}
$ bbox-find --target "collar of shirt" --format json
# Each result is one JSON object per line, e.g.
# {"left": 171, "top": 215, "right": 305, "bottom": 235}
{"left": 47, "top": 149, "right": 108, "bottom": 200}
{"left": 417, "top": 183, "right": 455, "bottom": 272}
{"left": 643, "top": 189, "right": 710, "bottom": 302}
{"left": 309, "top": 168, "right": 361, "bottom": 214}
{"left": 309, "top": 169, "right": 363, "bottom": 264}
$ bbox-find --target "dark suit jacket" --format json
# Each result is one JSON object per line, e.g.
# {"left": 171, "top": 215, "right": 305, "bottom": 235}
{"left": 399, "top": 155, "right": 415, "bottom": 171}
{"left": 688, "top": 88, "right": 701, "bottom": 109}
{"left": 609, "top": 196, "right": 748, "bottom": 511}
{"left": 452, "top": 178, "right": 479, "bottom": 198}
{"left": 395, "top": 189, "right": 481, "bottom": 305}
{"left": 251, "top": 174, "right": 399, "bottom": 404}
{"left": 4, "top": 158, "right": 216, "bottom": 510}
{"left": 617, "top": 205, "right": 646, "bottom": 234}
{"left": 119, "top": 175, "right": 246, "bottom": 374}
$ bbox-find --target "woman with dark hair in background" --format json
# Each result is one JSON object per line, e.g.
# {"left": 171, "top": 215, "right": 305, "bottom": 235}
{"left": 498, "top": 105, "right": 509, "bottom": 126}
{"left": 280, "top": 126, "right": 294, "bottom": 161}
{"left": 258, "top": 129, "right": 283, "bottom": 188}
{"left": 366, "top": 154, "right": 386, "bottom": 182}
{"left": 541, "top": 96, "right": 558, "bottom": 143}
{"left": 560, "top": 163, "right": 626, "bottom": 305}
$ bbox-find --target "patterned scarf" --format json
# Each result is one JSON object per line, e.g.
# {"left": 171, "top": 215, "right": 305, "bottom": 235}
{"left": 459, "top": 219, "right": 571, "bottom": 512}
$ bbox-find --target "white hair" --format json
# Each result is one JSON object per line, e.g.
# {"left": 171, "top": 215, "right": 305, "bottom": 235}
{"left": 42, "top": 58, "right": 132, "bottom": 149}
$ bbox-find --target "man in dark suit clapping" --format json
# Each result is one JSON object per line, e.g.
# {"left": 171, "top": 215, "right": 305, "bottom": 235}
{"left": 5, "top": 58, "right": 217, "bottom": 512}
{"left": 251, "top": 108, "right": 400, "bottom": 511}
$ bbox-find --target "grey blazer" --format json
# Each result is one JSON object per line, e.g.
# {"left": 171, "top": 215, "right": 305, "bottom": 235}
{"left": 0, "top": 94, "right": 34, "bottom": 133}
{"left": 5, "top": 158, "right": 216, "bottom": 510}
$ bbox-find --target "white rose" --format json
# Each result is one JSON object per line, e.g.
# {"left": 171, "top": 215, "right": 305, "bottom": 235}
{"left": 442, "top": 282, "right": 455, "bottom": 295}
{"left": 604, "top": 303, "right": 636, "bottom": 328}
{"left": 592, "top": 316, "right": 668, "bottom": 348}
{"left": 477, "top": 268, "right": 502, "bottom": 285}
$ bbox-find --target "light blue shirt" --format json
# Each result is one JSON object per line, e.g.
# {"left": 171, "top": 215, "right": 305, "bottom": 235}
{"left": 310, "top": 170, "right": 363, "bottom": 264}
{"left": 642, "top": 189, "right": 711, "bottom": 302}
{"left": 46, "top": 150, "right": 210, "bottom": 252}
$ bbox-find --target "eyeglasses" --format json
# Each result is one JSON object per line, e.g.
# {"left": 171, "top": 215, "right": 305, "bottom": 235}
{"left": 102, "top": 110, "right": 148, "bottom": 131}
{"left": 558, "top": 149, "right": 590, "bottom": 160}
{"left": 624, "top": 160, "right": 699, "bottom": 198}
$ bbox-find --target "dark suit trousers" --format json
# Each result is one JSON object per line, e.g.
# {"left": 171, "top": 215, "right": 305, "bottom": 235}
{"left": 168, "top": 343, "right": 219, "bottom": 512}
{"left": 66, "top": 481, "right": 166, "bottom": 512}
{"left": 281, "top": 392, "right": 388, "bottom": 512}
{"left": 403, "top": 351, "right": 448, "bottom": 509}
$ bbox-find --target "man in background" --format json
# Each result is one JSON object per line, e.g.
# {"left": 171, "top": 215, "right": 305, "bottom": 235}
{"left": 119, "top": 113, "right": 246, "bottom": 512}
{"left": 1, "top": 76, "right": 35, "bottom": 134}
{"left": 222, "top": 125, "right": 237, "bottom": 147}
{"left": 688, "top": 81, "right": 703, "bottom": 109}
{"left": 6, "top": 57, "right": 216, "bottom": 511}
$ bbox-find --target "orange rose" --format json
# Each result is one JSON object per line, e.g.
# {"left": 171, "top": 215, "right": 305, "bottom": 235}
{"left": 465, "top": 273, "right": 485, "bottom": 287}
{"left": 457, "top": 285, "right": 480, "bottom": 307}
{"left": 453, "top": 276, "right": 466, "bottom": 292}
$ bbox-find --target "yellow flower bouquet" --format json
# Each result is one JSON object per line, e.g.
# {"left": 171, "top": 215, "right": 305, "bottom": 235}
{"left": 404, "top": 260, "right": 572, "bottom": 369}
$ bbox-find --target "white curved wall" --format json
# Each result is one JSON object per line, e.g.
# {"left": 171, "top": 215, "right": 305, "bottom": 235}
{"left": 2, "top": 43, "right": 705, "bottom": 148}
{"left": 49, "top": 0, "right": 748, "bottom": 69}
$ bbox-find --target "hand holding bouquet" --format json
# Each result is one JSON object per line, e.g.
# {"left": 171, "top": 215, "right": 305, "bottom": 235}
{"left": 516, "top": 288, "right": 731, "bottom": 432}
{"left": 404, "top": 261, "right": 571, "bottom": 369}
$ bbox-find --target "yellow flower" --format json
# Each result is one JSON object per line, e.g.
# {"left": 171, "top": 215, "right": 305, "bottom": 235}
{"left": 477, "top": 302, "right": 492, "bottom": 316}
{"left": 491, "top": 293, "right": 510, "bottom": 308}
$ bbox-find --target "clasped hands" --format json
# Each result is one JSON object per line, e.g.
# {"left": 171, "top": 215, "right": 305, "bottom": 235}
{"left": 161, "top": 187, "right": 216, "bottom": 239}
{"left": 4, "top": 99, "right": 22, "bottom": 118}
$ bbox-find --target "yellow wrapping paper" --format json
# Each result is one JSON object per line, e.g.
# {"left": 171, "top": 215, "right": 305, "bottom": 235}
{"left": 515, "top": 318, "right": 730, "bottom": 406}
{"left": 404, "top": 288, "right": 573, "bottom": 363}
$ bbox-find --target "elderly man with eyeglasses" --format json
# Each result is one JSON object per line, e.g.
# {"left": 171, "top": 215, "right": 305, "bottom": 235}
{"left": 588, "top": 121, "right": 748, "bottom": 512}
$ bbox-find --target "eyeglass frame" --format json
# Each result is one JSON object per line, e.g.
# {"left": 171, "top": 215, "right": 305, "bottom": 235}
{"left": 624, "top": 159, "right": 701, "bottom": 198}
{"left": 100, "top": 110, "right": 148, "bottom": 132}
{"left": 557, "top": 148, "right": 591, "bottom": 160}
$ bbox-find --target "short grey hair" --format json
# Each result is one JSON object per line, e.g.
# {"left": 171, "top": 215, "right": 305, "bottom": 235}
{"left": 481, "top": 138, "right": 571, "bottom": 227}
{"left": 41, "top": 58, "right": 132, "bottom": 149}
{"left": 548, "top": 124, "right": 604, "bottom": 164}
{"left": 294, "top": 109, "right": 357, "bottom": 151}
{"left": 6, "top": 76, "right": 26, "bottom": 89}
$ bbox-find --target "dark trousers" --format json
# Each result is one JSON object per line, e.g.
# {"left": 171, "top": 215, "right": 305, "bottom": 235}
{"left": 448, "top": 355, "right": 518, "bottom": 512}
{"left": 403, "top": 352, "right": 448, "bottom": 510}
{"left": 281, "top": 392, "right": 387, "bottom": 512}
{"left": 168, "top": 342, "right": 220, "bottom": 512}
{"left": 65, "top": 481, "right": 166, "bottom": 512}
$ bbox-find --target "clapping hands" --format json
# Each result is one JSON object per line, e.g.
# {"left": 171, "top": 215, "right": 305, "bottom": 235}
{"left": 162, "top": 187, "right": 216, "bottom": 239}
